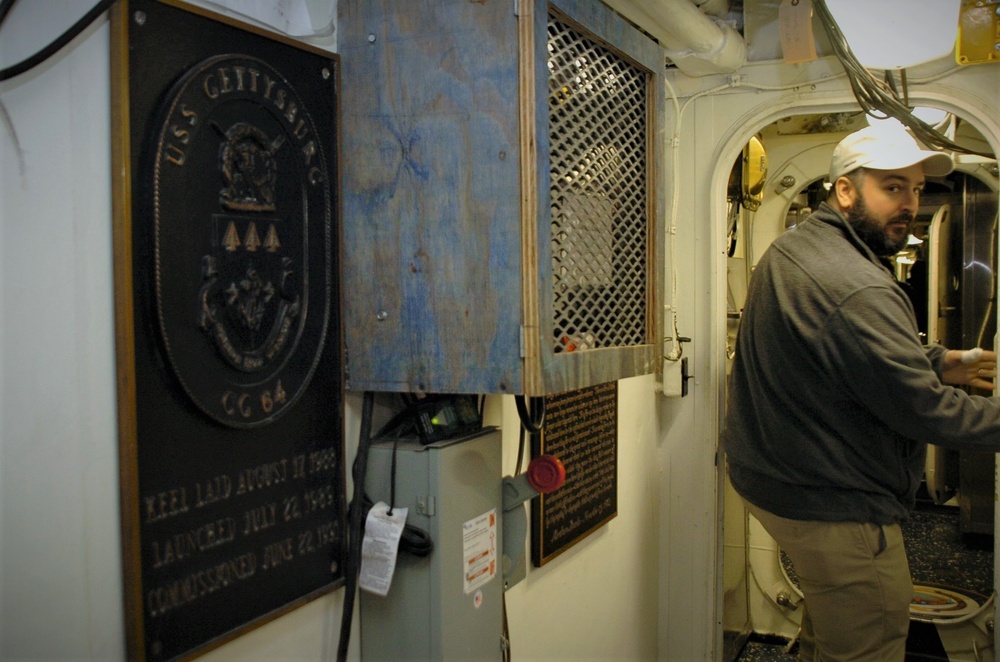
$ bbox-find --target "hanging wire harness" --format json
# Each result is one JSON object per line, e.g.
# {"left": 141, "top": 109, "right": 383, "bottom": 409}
{"left": 813, "top": 0, "right": 991, "bottom": 159}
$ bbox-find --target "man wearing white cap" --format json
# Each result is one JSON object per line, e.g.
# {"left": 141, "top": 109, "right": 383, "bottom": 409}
{"left": 722, "top": 122, "right": 1000, "bottom": 661}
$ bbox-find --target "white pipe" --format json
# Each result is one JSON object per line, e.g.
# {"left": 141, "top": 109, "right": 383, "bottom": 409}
{"left": 625, "top": 0, "right": 726, "bottom": 53}
{"left": 603, "top": 0, "right": 746, "bottom": 76}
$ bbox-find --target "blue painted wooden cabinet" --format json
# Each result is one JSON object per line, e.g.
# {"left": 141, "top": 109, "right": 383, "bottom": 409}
{"left": 339, "top": 0, "right": 665, "bottom": 395}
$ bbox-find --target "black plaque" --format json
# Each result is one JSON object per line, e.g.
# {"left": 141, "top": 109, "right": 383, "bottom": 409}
{"left": 531, "top": 382, "right": 618, "bottom": 566}
{"left": 111, "top": 1, "right": 344, "bottom": 660}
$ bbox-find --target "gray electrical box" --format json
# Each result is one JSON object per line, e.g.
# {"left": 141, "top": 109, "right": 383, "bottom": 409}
{"left": 361, "top": 428, "right": 504, "bottom": 661}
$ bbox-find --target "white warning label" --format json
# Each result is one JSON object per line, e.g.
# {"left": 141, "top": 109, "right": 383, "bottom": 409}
{"left": 462, "top": 509, "right": 497, "bottom": 594}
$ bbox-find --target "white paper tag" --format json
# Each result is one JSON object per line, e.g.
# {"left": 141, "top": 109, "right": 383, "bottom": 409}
{"left": 359, "top": 502, "right": 408, "bottom": 597}
{"left": 778, "top": 0, "right": 818, "bottom": 64}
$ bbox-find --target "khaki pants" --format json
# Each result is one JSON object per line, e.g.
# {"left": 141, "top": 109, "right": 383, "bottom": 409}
{"left": 746, "top": 501, "right": 913, "bottom": 661}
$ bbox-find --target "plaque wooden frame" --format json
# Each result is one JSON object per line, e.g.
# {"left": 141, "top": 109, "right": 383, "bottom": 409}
{"left": 110, "top": 1, "right": 344, "bottom": 659}
{"left": 531, "top": 381, "right": 619, "bottom": 566}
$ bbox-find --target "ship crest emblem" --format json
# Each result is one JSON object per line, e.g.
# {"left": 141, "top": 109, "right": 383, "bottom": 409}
{"left": 152, "top": 55, "right": 332, "bottom": 428}
{"left": 199, "top": 122, "right": 299, "bottom": 375}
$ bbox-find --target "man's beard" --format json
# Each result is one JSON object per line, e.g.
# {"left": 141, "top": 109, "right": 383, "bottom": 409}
{"left": 845, "top": 195, "right": 912, "bottom": 257}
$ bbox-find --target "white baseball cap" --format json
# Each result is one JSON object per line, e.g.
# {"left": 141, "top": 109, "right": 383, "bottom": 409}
{"left": 829, "top": 124, "right": 954, "bottom": 182}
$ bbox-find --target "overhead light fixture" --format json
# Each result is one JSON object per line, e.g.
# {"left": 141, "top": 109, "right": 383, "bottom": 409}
{"left": 824, "top": 0, "right": 961, "bottom": 70}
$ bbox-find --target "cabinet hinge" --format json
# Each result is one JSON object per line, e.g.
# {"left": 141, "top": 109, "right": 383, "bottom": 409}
{"left": 417, "top": 495, "right": 436, "bottom": 516}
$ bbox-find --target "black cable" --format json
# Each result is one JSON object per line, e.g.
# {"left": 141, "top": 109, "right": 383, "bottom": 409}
{"left": 347, "top": 396, "right": 434, "bottom": 558}
{"left": 0, "top": 0, "right": 116, "bottom": 82}
{"left": 515, "top": 395, "right": 545, "bottom": 434}
{"left": 337, "top": 392, "right": 374, "bottom": 662}
{"left": 351, "top": 489, "right": 434, "bottom": 557}
{"left": 354, "top": 450, "right": 434, "bottom": 557}
{"left": 388, "top": 437, "right": 399, "bottom": 515}
{"left": 379, "top": 437, "right": 432, "bottom": 554}
{"left": 514, "top": 395, "right": 546, "bottom": 475}
{"left": 0, "top": 0, "right": 18, "bottom": 29}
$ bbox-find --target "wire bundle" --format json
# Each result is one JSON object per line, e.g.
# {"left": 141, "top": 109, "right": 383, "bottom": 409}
{"left": 813, "top": 0, "right": 991, "bottom": 158}
{"left": 0, "top": 0, "right": 116, "bottom": 82}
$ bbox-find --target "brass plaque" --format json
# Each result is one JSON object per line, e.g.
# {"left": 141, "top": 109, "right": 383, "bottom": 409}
{"left": 531, "top": 382, "right": 618, "bottom": 565}
{"left": 111, "top": 1, "right": 343, "bottom": 660}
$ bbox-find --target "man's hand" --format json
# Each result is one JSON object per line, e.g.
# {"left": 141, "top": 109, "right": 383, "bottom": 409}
{"left": 942, "top": 348, "right": 997, "bottom": 390}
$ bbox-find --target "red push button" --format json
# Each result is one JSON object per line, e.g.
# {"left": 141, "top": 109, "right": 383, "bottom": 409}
{"left": 526, "top": 455, "right": 566, "bottom": 493}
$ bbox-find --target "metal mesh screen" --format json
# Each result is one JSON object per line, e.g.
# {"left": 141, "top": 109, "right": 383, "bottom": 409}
{"left": 548, "top": 15, "right": 648, "bottom": 354}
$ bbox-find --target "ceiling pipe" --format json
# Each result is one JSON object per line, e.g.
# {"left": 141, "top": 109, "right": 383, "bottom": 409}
{"left": 602, "top": 0, "right": 746, "bottom": 76}
{"left": 691, "top": 0, "right": 732, "bottom": 20}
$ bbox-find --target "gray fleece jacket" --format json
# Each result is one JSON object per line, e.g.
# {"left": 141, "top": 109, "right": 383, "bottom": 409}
{"left": 723, "top": 202, "right": 1000, "bottom": 525}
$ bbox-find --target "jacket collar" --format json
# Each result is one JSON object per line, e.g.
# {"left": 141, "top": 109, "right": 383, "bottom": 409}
{"left": 811, "top": 201, "right": 896, "bottom": 277}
